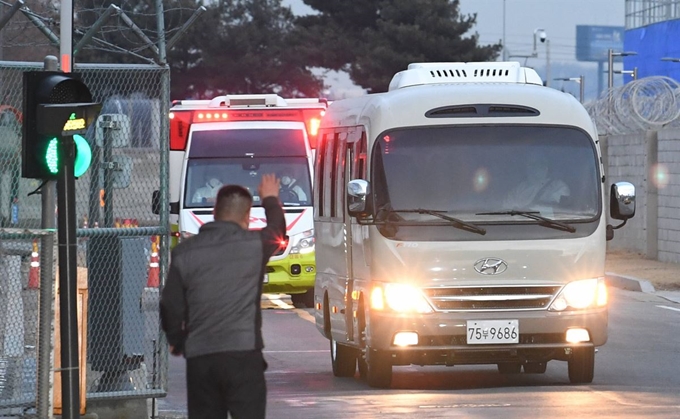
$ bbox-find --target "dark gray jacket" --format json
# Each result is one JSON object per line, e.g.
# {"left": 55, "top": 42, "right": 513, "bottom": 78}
{"left": 160, "top": 197, "right": 285, "bottom": 358}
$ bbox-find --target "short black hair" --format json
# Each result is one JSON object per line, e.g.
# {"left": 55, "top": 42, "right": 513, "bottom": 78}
{"left": 214, "top": 185, "right": 252, "bottom": 221}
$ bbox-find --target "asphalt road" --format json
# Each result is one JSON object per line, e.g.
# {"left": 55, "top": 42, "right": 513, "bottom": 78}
{"left": 158, "top": 289, "right": 680, "bottom": 419}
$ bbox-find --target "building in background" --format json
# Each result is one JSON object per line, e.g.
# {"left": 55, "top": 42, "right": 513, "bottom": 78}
{"left": 624, "top": 0, "right": 680, "bottom": 81}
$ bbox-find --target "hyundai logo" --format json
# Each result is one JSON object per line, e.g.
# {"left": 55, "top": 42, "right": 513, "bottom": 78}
{"left": 474, "top": 258, "right": 508, "bottom": 275}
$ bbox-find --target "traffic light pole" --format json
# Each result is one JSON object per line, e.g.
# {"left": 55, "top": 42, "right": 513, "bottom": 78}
{"left": 37, "top": 55, "right": 58, "bottom": 419}
{"left": 56, "top": 135, "right": 81, "bottom": 419}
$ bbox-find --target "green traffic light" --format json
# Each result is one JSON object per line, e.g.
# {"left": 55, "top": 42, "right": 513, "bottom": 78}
{"left": 46, "top": 138, "right": 59, "bottom": 174}
{"left": 73, "top": 134, "right": 92, "bottom": 177}
{"left": 43, "top": 134, "right": 93, "bottom": 177}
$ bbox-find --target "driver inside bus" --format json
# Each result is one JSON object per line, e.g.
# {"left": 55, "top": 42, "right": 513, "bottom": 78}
{"left": 192, "top": 169, "right": 223, "bottom": 204}
{"left": 279, "top": 169, "right": 307, "bottom": 203}
{"left": 503, "top": 155, "right": 570, "bottom": 209}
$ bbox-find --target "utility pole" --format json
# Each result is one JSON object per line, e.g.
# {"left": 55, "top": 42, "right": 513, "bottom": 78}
{"left": 502, "top": 0, "right": 507, "bottom": 61}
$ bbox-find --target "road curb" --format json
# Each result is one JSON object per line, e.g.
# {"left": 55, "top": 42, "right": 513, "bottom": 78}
{"left": 606, "top": 272, "right": 656, "bottom": 293}
{"left": 656, "top": 291, "right": 680, "bottom": 304}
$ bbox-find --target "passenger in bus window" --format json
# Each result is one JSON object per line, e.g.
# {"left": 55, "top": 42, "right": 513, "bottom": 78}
{"left": 503, "top": 156, "right": 570, "bottom": 209}
{"left": 192, "top": 170, "right": 224, "bottom": 204}
{"left": 279, "top": 169, "right": 307, "bottom": 203}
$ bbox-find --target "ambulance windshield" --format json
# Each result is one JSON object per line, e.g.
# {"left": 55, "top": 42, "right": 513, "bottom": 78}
{"left": 184, "top": 157, "right": 312, "bottom": 208}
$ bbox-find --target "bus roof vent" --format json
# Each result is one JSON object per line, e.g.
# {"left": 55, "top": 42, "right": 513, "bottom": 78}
{"left": 208, "top": 94, "right": 288, "bottom": 108}
{"left": 388, "top": 62, "right": 543, "bottom": 91}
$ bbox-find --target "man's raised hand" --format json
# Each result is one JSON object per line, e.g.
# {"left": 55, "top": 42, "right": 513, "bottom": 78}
{"left": 259, "top": 174, "right": 280, "bottom": 200}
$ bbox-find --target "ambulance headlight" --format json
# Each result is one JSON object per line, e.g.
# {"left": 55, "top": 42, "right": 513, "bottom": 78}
{"left": 371, "top": 283, "right": 433, "bottom": 314}
{"left": 289, "top": 229, "right": 314, "bottom": 254}
{"left": 549, "top": 278, "right": 607, "bottom": 311}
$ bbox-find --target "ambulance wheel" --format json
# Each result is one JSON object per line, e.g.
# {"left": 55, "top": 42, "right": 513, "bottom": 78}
{"left": 291, "top": 289, "right": 314, "bottom": 308}
{"left": 568, "top": 347, "right": 595, "bottom": 384}
{"left": 330, "top": 337, "right": 357, "bottom": 377}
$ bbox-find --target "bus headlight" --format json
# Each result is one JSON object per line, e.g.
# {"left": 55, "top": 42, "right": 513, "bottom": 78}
{"left": 289, "top": 229, "right": 314, "bottom": 254}
{"left": 371, "top": 283, "right": 433, "bottom": 314}
{"left": 549, "top": 278, "right": 607, "bottom": 311}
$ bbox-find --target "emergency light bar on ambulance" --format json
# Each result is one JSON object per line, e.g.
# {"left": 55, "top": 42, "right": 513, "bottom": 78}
{"left": 169, "top": 94, "right": 327, "bottom": 151}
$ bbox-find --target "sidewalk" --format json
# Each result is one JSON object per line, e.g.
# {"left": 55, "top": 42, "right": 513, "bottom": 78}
{"left": 606, "top": 249, "right": 680, "bottom": 303}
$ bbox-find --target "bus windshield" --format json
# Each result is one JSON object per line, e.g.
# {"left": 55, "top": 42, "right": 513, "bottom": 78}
{"left": 184, "top": 157, "right": 312, "bottom": 208}
{"left": 372, "top": 125, "right": 600, "bottom": 222}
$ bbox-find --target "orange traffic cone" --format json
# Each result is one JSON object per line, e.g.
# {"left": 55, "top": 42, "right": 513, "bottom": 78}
{"left": 28, "top": 240, "right": 40, "bottom": 289}
{"left": 146, "top": 237, "right": 160, "bottom": 287}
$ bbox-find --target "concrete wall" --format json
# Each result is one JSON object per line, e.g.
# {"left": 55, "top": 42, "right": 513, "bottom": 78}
{"left": 657, "top": 128, "right": 680, "bottom": 262}
{"left": 604, "top": 127, "right": 680, "bottom": 263}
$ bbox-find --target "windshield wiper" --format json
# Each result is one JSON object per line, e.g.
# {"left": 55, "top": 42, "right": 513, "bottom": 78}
{"left": 390, "top": 209, "right": 486, "bottom": 235}
{"left": 476, "top": 210, "right": 576, "bottom": 233}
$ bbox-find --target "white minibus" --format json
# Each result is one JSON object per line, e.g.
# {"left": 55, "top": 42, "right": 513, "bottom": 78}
{"left": 313, "top": 62, "right": 636, "bottom": 387}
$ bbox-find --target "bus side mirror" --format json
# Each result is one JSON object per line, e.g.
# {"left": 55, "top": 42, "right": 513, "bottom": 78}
{"left": 607, "top": 181, "right": 636, "bottom": 240}
{"left": 348, "top": 179, "right": 372, "bottom": 217}
{"left": 152, "top": 190, "right": 160, "bottom": 215}
{"left": 610, "top": 181, "right": 636, "bottom": 220}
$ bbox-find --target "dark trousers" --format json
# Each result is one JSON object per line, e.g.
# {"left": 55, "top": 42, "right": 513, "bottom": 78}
{"left": 187, "top": 350, "right": 267, "bottom": 419}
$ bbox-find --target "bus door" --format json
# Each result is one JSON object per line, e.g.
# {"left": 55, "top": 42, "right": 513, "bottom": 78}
{"left": 345, "top": 128, "right": 367, "bottom": 344}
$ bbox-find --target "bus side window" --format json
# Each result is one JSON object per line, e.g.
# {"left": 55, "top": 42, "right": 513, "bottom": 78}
{"left": 333, "top": 133, "right": 348, "bottom": 219}
{"left": 322, "top": 133, "right": 337, "bottom": 219}
{"left": 314, "top": 131, "right": 328, "bottom": 218}
{"left": 351, "top": 132, "right": 367, "bottom": 180}
{"left": 323, "top": 133, "right": 339, "bottom": 217}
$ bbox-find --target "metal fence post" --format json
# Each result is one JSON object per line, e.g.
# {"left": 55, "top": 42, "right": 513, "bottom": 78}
{"left": 645, "top": 131, "right": 659, "bottom": 259}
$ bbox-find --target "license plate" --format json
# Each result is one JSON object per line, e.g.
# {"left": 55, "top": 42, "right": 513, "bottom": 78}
{"left": 466, "top": 320, "right": 519, "bottom": 344}
{"left": 263, "top": 274, "right": 269, "bottom": 284}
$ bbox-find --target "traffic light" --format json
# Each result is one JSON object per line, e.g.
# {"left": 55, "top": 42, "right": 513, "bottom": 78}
{"left": 22, "top": 71, "right": 101, "bottom": 179}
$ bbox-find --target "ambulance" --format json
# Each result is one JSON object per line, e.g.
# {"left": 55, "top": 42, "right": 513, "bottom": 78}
{"left": 162, "top": 94, "right": 326, "bottom": 307}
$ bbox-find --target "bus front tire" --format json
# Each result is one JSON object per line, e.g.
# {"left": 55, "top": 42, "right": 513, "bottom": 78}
{"left": 365, "top": 349, "right": 392, "bottom": 388}
{"left": 568, "top": 347, "right": 595, "bottom": 384}
{"left": 330, "top": 338, "right": 357, "bottom": 377}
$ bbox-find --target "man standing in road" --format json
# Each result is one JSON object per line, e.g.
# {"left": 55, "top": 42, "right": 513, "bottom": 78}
{"left": 160, "top": 173, "right": 286, "bottom": 418}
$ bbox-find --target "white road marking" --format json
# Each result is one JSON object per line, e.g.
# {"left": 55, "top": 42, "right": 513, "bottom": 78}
{"left": 262, "top": 294, "right": 317, "bottom": 323}
{"left": 656, "top": 305, "right": 680, "bottom": 312}
{"left": 263, "top": 294, "right": 294, "bottom": 309}
{"left": 296, "top": 309, "right": 316, "bottom": 323}
{"left": 420, "top": 404, "right": 512, "bottom": 409}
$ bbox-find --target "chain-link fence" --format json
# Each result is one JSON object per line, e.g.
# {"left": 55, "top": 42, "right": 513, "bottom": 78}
{"left": 0, "top": 60, "right": 170, "bottom": 413}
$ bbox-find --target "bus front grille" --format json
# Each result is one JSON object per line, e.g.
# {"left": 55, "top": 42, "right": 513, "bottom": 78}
{"left": 422, "top": 285, "right": 562, "bottom": 311}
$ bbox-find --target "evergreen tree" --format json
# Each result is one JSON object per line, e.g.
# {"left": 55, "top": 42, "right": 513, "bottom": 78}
{"left": 168, "top": 0, "right": 323, "bottom": 99}
{"left": 296, "top": 0, "right": 501, "bottom": 92}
